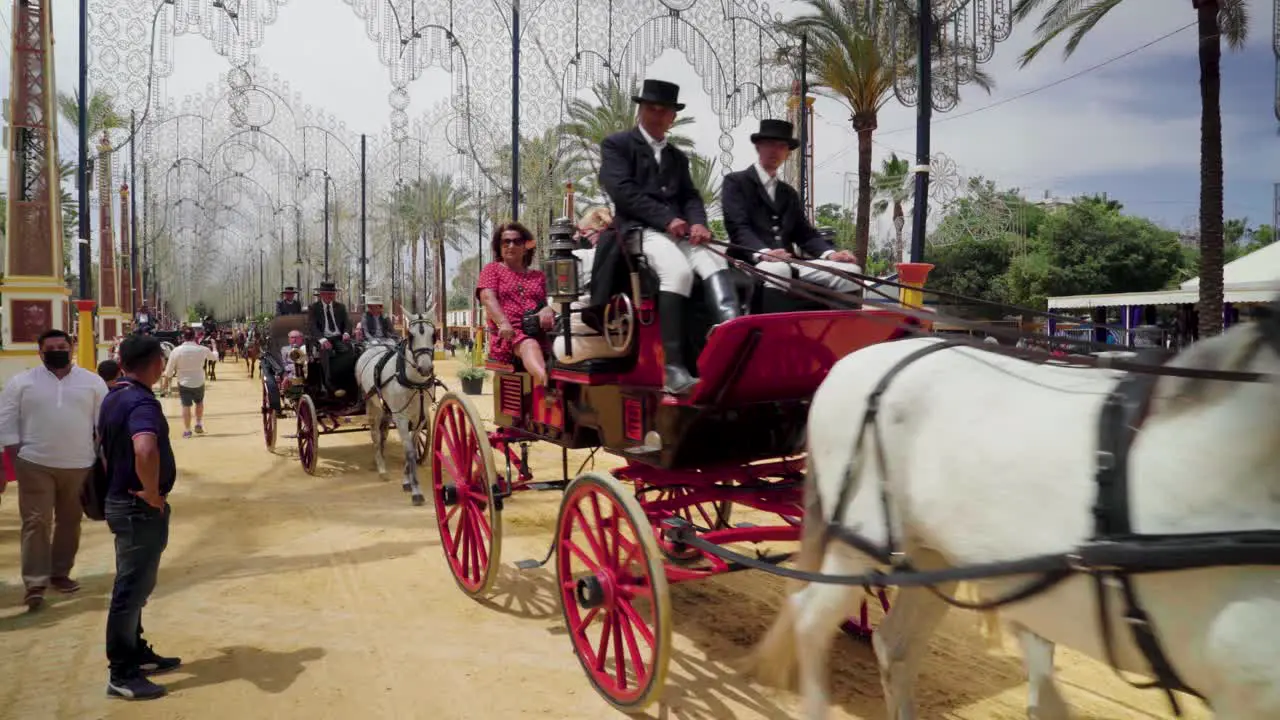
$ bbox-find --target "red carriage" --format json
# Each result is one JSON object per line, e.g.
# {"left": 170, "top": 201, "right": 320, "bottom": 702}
{"left": 429, "top": 219, "right": 929, "bottom": 711}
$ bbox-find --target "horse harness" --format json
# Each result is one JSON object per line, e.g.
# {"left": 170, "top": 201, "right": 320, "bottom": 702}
{"left": 808, "top": 330, "right": 1280, "bottom": 715}
{"left": 362, "top": 323, "right": 446, "bottom": 426}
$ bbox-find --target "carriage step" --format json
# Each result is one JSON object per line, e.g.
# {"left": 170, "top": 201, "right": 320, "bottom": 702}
{"left": 527, "top": 480, "right": 568, "bottom": 492}
{"left": 514, "top": 559, "right": 543, "bottom": 570}
{"left": 735, "top": 521, "right": 758, "bottom": 528}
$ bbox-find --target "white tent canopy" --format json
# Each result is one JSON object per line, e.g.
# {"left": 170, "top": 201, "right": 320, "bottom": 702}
{"left": 1181, "top": 240, "right": 1280, "bottom": 290}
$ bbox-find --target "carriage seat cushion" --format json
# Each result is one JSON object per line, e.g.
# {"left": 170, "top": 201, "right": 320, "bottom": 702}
{"left": 552, "top": 296, "right": 630, "bottom": 366}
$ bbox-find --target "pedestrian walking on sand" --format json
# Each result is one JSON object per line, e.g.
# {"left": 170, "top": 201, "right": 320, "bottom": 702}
{"left": 98, "top": 335, "right": 181, "bottom": 700}
{"left": 162, "top": 328, "right": 213, "bottom": 438}
{"left": 0, "top": 329, "right": 108, "bottom": 611}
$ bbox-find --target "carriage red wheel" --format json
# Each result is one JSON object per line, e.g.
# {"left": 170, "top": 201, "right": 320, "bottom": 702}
{"left": 642, "top": 484, "right": 732, "bottom": 562}
{"left": 842, "top": 588, "right": 893, "bottom": 638}
{"left": 414, "top": 423, "right": 430, "bottom": 467}
{"left": 430, "top": 392, "right": 501, "bottom": 597}
{"left": 296, "top": 394, "right": 319, "bottom": 475}
{"left": 262, "top": 380, "right": 277, "bottom": 450}
{"left": 557, "top": 472, "right": 671, "bottom": 713}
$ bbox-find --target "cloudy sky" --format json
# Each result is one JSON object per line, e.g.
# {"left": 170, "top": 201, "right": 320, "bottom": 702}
{"left": 20, "top": 0, "right": 1280, "bottom": 257}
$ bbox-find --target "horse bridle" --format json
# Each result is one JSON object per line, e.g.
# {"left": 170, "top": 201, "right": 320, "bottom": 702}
{"left": 404, "top": 317, "right": 435, "bottom": 365}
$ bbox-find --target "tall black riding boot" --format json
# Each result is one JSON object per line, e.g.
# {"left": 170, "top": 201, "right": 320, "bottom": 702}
{"left": 658, "top": 292, "right": 697, "bottom": 395}
{"left": 703, "top": 270, "right": 743, "bottom": 325}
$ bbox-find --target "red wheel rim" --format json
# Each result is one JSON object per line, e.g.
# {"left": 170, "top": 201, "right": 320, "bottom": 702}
{"left": 842, "top": 589, "right": 892, "bottom": 638}
{"left": 558, "top": 482, "right": 662, "bottom": 706}
{"left": 431, "top": 399, "right": 495, "bottom": 594}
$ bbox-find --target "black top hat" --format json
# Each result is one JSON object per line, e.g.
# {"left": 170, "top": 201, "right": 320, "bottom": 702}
{"left": 281, "top": 286, "right": 298, "bottom": 294}
{"left": 316, "top": 280, "right": 339, "bottom": 293}
{"left": 631, "top": 79, "right": 685, "bottom": 111}
{"left": 750, "top": 119, "right": 800, "bottom": 150}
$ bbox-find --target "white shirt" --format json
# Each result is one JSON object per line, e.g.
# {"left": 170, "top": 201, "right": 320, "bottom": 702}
{"left": 321, "top": 302, "right": 339, "bottom": 336}
{"left": 164, "top": 341, "right": 214, "bottom": 389}
{"left": 754, "top": 162, "right": 779, "bottom": 203}
{"left": 0, "top": 366, "right": 108, "bottom": 469}
{"left": 752, "top": 162, "right": 835, "bottom": 262}
{"left": 637, "top": 124, "right": 667, "bottom": 164}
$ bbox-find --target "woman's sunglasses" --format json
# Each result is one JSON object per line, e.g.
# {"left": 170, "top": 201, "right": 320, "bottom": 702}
{"left": 500, "top": 236, "right": 525, "bottom": 247}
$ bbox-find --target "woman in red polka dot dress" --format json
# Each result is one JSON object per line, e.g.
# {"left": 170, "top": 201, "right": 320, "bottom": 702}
{"left": 476, "top": 222, "right": 556, "bottom": 385}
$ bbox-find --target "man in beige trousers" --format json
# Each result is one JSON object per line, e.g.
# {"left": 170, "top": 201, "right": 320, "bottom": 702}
{"left": 0, "top": 329, "right": 108, "bottom": 611}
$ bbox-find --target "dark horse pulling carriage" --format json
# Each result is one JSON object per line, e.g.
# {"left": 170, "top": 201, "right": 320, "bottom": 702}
{"left": 429, "top": 219, "right": 925, "bottom": 711}
{"left": 259, "top": 314, "right": 370, "bottom": 474}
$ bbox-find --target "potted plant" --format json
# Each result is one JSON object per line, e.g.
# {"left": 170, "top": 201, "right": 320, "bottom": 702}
{"left": 458, "top": 357, "right": 487, "bottom": 395}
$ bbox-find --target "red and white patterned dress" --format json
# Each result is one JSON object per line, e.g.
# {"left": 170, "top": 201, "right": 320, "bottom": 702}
{"left": 476, "top": 261, "right": 548, "bottom": 363}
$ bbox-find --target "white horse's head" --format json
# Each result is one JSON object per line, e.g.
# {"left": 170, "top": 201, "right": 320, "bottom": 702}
{"left": 402, "top": 313, "right": 436, "bottom": 377}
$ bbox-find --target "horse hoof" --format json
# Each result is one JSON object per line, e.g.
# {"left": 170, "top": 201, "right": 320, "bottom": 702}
{"left": 401, "top": 484, "right": 412, "bottom": 493}
{"left": 411, "top": 495, "right": 425, "bottom": 507}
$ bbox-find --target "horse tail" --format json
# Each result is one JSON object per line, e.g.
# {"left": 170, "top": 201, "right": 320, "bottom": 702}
{"left": 743, "top": 452, "right": 836, "bottom": 689}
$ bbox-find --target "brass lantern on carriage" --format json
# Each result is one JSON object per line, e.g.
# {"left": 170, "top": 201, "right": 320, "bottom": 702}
{"left": 546, "top": 216, "right": 579, "bottom": 356}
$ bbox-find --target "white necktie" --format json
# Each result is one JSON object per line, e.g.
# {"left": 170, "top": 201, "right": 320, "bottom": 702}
{"left": 325, "top": 304, "right": 337, "bottom": 335}
{"left": 765, "top": 177, "right": 776, "bottom": 202}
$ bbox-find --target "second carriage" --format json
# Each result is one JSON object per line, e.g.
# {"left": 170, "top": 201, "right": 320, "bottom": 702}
{"left": 259, "top": 313, "right": 435, "bottom": 476}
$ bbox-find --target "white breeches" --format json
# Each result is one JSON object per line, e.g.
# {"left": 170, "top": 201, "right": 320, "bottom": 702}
{"left": 642, "top": 230, "right": 728, "bottom": 297}
{"left": 754, "top": 258, "right": 862, "bottom": 293}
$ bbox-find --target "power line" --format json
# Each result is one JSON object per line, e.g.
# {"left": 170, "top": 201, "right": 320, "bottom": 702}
{"left": 814, "top": 21, "right": 1196, "bottom": 170}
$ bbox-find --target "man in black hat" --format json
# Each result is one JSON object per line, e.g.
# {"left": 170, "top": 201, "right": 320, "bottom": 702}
{"left": 723, "top": 119, "right": 862, "bottom": 300}
{"left": 275, "top": 286, "right": 303, "bottom": 316}
{"left": 598, "top": 78, "right": 741, "bottom": 394}
{"left": 307, "top": 280, "right": 351, "bottom": 397}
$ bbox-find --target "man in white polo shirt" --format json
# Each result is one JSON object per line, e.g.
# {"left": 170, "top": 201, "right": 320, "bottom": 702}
{"left": 0, "top": 329, "right": 108, "bottom": 611}
{"left": 162, "top": 328, "right": 214, "bottom": 439}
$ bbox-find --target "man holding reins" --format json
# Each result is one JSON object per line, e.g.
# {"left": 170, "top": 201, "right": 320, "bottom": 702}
{"left": 598, "top": 78, "right": 742, "bottom": 394}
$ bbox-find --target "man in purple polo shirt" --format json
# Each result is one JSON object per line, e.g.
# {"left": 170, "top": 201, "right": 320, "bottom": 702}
{"left": 97, "top": 335, "right": 180, "bottom": 700}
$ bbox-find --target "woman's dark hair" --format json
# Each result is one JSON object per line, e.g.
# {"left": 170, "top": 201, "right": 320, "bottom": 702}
{"left": 119, "top": 335, "right": 164, "bottom": 372}
{"left": 490, "top": 221, "right": 535, "bottom": 267}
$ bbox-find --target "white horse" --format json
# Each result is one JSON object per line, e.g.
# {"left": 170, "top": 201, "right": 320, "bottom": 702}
{"left": 355, "top": 314, "right": 438, "bottom": 506}
{"left": 751, "top": 318, "right": 1280, "bottom": 719}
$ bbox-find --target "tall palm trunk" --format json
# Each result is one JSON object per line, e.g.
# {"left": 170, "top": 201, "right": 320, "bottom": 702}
{"left": 892, "top": 201, "right": 905, "bottom": 263}
{"left": 853, "top": 112, "right": 876, "bottom": 265}
{"left": 434, "top": 235, "right": 447, "bottom": 334}
{"left": 1194, "top": 0, "right": 1224, "bottom": 338}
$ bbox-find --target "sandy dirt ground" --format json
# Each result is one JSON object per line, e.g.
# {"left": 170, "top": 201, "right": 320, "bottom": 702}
{"left": 0, "top": 358, "right": 1205, "bottom": 720}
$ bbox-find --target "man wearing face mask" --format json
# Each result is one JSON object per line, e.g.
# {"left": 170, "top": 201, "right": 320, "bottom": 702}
{"left": 0, "top": 329, "right": 108, "bottom": 611}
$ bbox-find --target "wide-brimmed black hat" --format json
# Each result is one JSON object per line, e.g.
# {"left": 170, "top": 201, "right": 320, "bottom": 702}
{"left": 750, "top": 119, "right": 800, "bottom": 150}
{"left": 316, "top": 280, "right": 339, "bottom": 293}
{"left": 631, "top": 79, "right": 685, "bottom": 110}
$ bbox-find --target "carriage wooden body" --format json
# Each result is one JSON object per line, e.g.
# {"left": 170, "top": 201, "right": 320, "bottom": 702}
{"left": 258, "top": 314, "right": 371, "bottom": 474}
{"left": 430, "top": 287, "right": 923, "bottom": 710}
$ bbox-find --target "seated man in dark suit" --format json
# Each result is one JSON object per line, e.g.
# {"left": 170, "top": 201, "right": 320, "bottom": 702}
{"left": 598, "top": 78, "right": 741, "bottom": 394}
{"left": 358, "top": 295, "right": 395, "bottom": 341}
{"left": 307, "top": 280, "right": 352, "bottom": 397}
{"left": 275, "top": 286, "right": 304, "bottom": 316}
{"left": 722, "top": 119, "right": 862, "bottom": 300}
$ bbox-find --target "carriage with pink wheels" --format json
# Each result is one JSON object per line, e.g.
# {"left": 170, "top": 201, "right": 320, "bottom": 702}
{"left": 428, "top": 218, "right": 930, "bottom": 711}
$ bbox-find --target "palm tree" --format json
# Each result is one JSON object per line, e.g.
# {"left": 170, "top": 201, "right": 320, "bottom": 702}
{"left": 872, "top": 152, "right": 912, "bottom": 262}
{"left": 1012, "top": 0, "right": 1248, "bottom": 337}
{"left": 561, "top": 81, "right": 696, "bottom": 202}
{"left": 688, "top": 153, "right": 724, "bottom": 216}
{"left": 777, "top": 0, "right": 994, "bottom": 267}
{"left": 393, "top": 173, "right": 476, "bottom": 330}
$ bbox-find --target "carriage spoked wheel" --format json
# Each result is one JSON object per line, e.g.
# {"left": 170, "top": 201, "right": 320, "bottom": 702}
{"left": 261, "top": 380, "right": 277, "bottom": 451}
{"left": 841, "top": 588, "right": 893, "bottom": 639}
{"left": 296, "top": 394, "right": 319, "bottom": 475}
{"left": 413, "top": 422, "right": 430, "bottom": 467}
{"left": 431, "top": 392, "right": 501, "bottom": 597}
{"left": 557, "top": 472, "right": 671, "bottom": 713}
{"left": 641, "top": 484, "right": 732, "bottom": 563}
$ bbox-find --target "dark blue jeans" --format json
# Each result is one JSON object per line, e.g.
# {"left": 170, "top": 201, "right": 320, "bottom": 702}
{"left": 105, "top": 495, "right": 170, "bottom": 678}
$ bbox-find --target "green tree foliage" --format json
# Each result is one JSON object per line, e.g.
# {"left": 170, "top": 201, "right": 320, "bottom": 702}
{"left": 448, "top": 255, "right": 481, "bottom": 311}
{"left": 926, "top": 188, "right": 1188, "bottom": 318}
